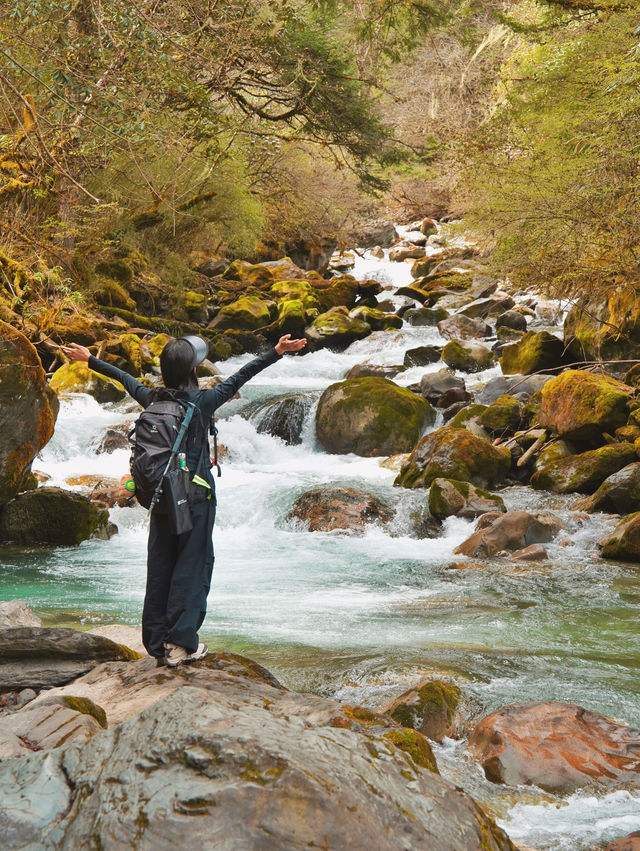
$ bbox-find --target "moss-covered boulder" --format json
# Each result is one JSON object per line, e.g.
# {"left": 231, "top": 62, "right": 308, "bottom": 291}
{"left": 428, "top": 478, "right": 506, "bottom": 520}
{"left": 499, "top": 331, "right": 566, "bottom": 375}
{"left": 273, "top": 298, "right": 307, "bottom": 338}
{"left": 350, "top": 306, "right": 403, "bottom": 331}
{"left": 0, "top": 322, "right": 59, "bottom": 505}
{"left": 316, "top": 377, "right": 434, "bottom": 456}
{"left": 50, "top": 312, "right": 101, "bottom": 347}
{"left": 403, "top": 345, "right": 442, "bottom": 367}
{"left": 384, "top": 681, "right": 465, "bottom": 743}
{"left": 564, "top": 294, "right": 640, "bottom": 363}
{"left": 92, "top": 279, "right": 136, "bottom": 311}
{"left": 50, "top": 362, "right": 126, "bottom": 403}
{"left": 315, "top": 275, "right": 360, "bottom": 311}
{"left": 530, "top": 444, "right": 636, "bottom": 494}
{"left": 403, "top": 306, "right": 449, "bottom": 326}
{"left": 538, "top": 370, "right": 633, "bottom": 442}
{"left": 576, "top": 463, "right": 640, "bottom": 513}
{"left": 395, "top": 427, "right": 511, "bottom": 490}
{"left": 209, "top": 295, "right": 273, "bottom": 332}
{"left": 442, "top": 341, "right": 494, "bottom": 373}
{"left": 146, "top": 333, "right": 172, "bottom": 359}
{"left": 221, "top": 260, "right": 274, "bottom": 288}
{"left": 534, "top": 439, "right": 575, "bottom": 471}
{"left": 448, "top": 404, "right": 489, "bottom": 430}
{"left": 101, "top": 333, "right": 147, "bottom": 377}
{"left": 600, "top": 512, "right": 640, "bottom": 561}
{"left": 306, "top": 306, "right": 371, "bottom": 351}
{"left": 287, "top": 487, "right": 393, "bottom": 532}
{"left": 0, "top": 487, "right": 109, "bottom": 545}
{"left": 479, "top": 395, "right": 523, "bottom": 436}
{"left": 270, "top": 279, "right": 320, "bottom": 312}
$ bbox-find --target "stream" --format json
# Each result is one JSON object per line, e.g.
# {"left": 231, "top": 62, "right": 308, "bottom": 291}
{"left": 1, "top": 224, "right": 640, "bottom": 850}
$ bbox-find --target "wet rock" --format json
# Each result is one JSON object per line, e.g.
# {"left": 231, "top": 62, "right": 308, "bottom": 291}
{"left": 93, "top": 426, "right": 130, "bottom": 454}
{"left": 49, "top": 361, "right": 127, "bottom": 403}
{"left": 454, "top": 511, "right": 564, "bottom": 558}
{"left": 436, "top": 387, "right": 472, "bottom": 408}
{"left": 403, "top": 306, "right": 449, "bottom": 326}
{"left": 579, "top": 463, "right": 640, "bottom": 514}
{"left": 248, "top": 392, "right": 314, "bottom": 445}
{"left": 458, "top": 293, "right": 515, "bottom": 319}
{"left": 306, "top": 306, "right": 371, "bottom": 351}
{"left": 350, "top": 305, "right": 403, "bottom": 331}
{"left": 0, "top": 627, "right": 140, "bottom": 691}
{"left": 438, "top": 314, "right": 492, "bottom": 341}
{"left": 602, "top": 831, "right": 640, "bottom": 851}
{"left": 403, "top": 345, "right": 442, "bottom": 367}
{"left": 209, "top": 294, "right": 273, "bottom": 332}
{"left": 469, "top": 701, "right": 640, "bottom": 793}
{"left": 389, "top": 242, "right": 425, "bottom": 262}
{"left": 419, "top": 369, "right": 466, "bottom": 404}
{"left": 564, "top": 295, "right": 640, "bottom": 363}
{"left": 0, "top": 658, "right": 517, "bottom": 851}
{"left": 442, "top": 341, "right": 494, "bottom": 373}
{"left": 534, "top": 439, "right": 575, "bottom": 471}
{"left": 369, "top": 245, "right": 385, "bottom": 259}
{"left": 345, "top": 364, "right": 406, "bottom": 380}
{"left": 428, "top": 478, "right": 506, "bottom": 520}
{"left": 0, "top": 601, "right": 42, "bottom": 629}
{"left": 496, "top": 310, "right": 527, "bottom": 332}
{"left": 479, "top": 395, "right": 523, "bottom": 436}
{"left": 288, "top": 487, "right": 393, "bottom": 532}
{"left": 538, "top": 370, "right": 633, "bottom": 442}
{"left": 16, "top": 688, "right": 37, "bottom": 707}
{"left": 495, "top": 326, "right": 524, "bottom": 345}
{"left": 449, "top": 404, "right": 489, "bottom": 430}
{"left": 383, "top": 680, "right": 469, "bottom": 743}
{"left": 329, "top": 250, "right": 356, "bottom": 271}
{"left": 442, "top": 401, "right": 471, "bottom": 422}
{"left": 510, "top": 544, "right": 548, "bottom": 561}
{"left": 349, "top": 218, "right": 398, "bottom": 247}
{"left": 499, "top": 331, "right": 566, "bottom": 375}
{"left": 395, "top": 427, "right": 511, "bottom": 490}
{"left": 0, "top": 321, "right": 59, "bottom": 504}
{"left": 600, "top": 513, "right": 640, "bottom": 562}
{"left": 0, "top": 487, "right": 110, "bottom": 545}
{"left": 530, "top": 444, "right": 636, "bottom": 494}
{"left": 316, "top": 377, "right": 435, "bottom": 457}
{"left": 477, "top": 374, "right": 552, "bottom": 405}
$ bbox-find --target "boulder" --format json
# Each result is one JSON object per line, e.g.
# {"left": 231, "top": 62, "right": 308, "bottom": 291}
{"left": 600, "top": 513, "right": 640, "bottom": 561}
{"left": 49, "top": 362, "right": 126, "bottom": 403}
{"left": 530, "top": 444, "right": 636, "bottom": 494}
{"left": 449, "top": 404, "right": 488, "bottom": 429}
{"left": 93, "top": 426, "right": 130, "bottom": 454}
{"left": 383, "top": 680, "right": 467, "bottom": 743}
{"left": 496, "top": 310, "right": 527, "bottom": 332}
{"left": 350, "top": 218, "right": 398, "bottom": 247}
{"left": 419, "top": 369, "right": 466, "bottom": 404}
{"left": 288, "top": 487, "right": 393, "bottom": 532}
{"left": 0, "top": 601, "right": 42, "bottom": 629}
{"left": 329, "top": 250, "right": 356, "bottom": 271}
{"left": 196, "top": 257, "right": 227, "bottom": 277}
{"left": 221, "top": 260, "right": 274, "bottom": 286}
{"left": 316, "top": 377, "right": 435, "bottom": 457}
{"left": 479, "top": 395, "right": 523, "bottom": 436}
{"left": 403, "top": 346, "right": 442, "bottom": 367}
{"left": 0, "top": 322, "right": 58, "bottom": 505}
{"left": 538, "top": 370, "right": 633, "bottom": 442}
{"left": 0, "top": 696, "right": 106, "bottom": 759}
{"left": 458, "top": 293, "right": 515, "bottom": 319}
{"left": 442, "top": 341, "right": 494, "bottom": 373}
{"left": 510, "top": 543, "right": 548, "bottom": 561}
{"left": 602, "top": 832, "right": 640, "bottom": 851}
{"left": 274, "top": 297, "right": 308, "bottom": 338}
{"left": 389, "top": 243, "right": 426, "bottom": 262}
{"left": 345, "top": 364, "right": 405, "bottom": 380}
{"left": 534, "top": 439, "right": 575, "bottom": 471}
{"left": 437, "top": 387, "right": 472, "bottom": 408}
{"left": 209, "top": 294, "right": 273, "bottom": 332}
{"left": 428, "top": 478, "right": 506, "bottom": 520}
{"left": 306, "top": 306, "right": 371, "bottom": 351}
{"left": 421, "top": 217, "right": 438, "bottom": 235}
{"left": 270, "top": 279, "right": 320, "bottom": 311}
{"left": 477, "top": 374, "right": 552, "bottom": 405}
{"left": 454, "top": 511, "right": 564, "bottom": 558}
{"left": 499, "top": 331, "right": 566, "bottom": 375}
{"left": 468, "top": 701, "right": 640, "bottom": 793}
{"left": 0, "top": 487, "right": 110, "bottom": 545}
{"left": 403, "top": 306, "right": 449, "bottom": 326}
{"left": 564, "top": 294, "right": 640, "bottom": 362}
{"left": 0, "top": 627, "right": 140, "bottom": 691}
{"left": 438, "top": 315, "right": 492, "bottom": 341}
{"left": 0, "top": 656, "right": 517, "bottom": 851}
{"left": 315, "top": 276, "right": 362, "bottom": 312}
{"left": 575, "top": 463, "right": 640, "bottom": 513}
{"left": 395, "top": 427, "right": 511, "bottom": 490}
{"left": 249, "top": 392, "right": 314, "bottom": 446}
{"left": 350, "top": 305, "right": 403, "bottom": 331}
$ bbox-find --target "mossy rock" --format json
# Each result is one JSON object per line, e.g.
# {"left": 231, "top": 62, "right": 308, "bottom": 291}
{"left": 60, "top": 696, "right": 108, "bottom": 729}
{"left": 315, "top": 275, "right": 360, "bottom": 311}
{"left": 221, "top": 260, "right": 274, "bottom": 288}
{"left": 270, "top": 279, "right": 320, "bottom": 312}
{"left": 576, "top": 462, "right": 640, "bottom": 513}
{"left": 350, "top": 306, "right": 402, "bottom": 332}
{"left": 50, "top": 313, "right": 101, "bottom": 347}
{"left": 49, "top": 362, "right": 126, "bottom": 403}
{"left": 496, "top": 326, "right": 525, "bottom": 343}
{"left": 615, "top": 425, "right": 640, "bottom": 443}
{"left": 101, "top": 333, "right": 145, "bottom": 377}
{"left": 600, "top": 512, "right": 640, "bottom": 562}
{"left": 395, "top": 426, "right": 511, "bottom": 490}
{"left": 93, "top": 279, "right": 136, "bottom": 311}
{"left": 500, "top": 331, "right": 565, "bottom": 375}
{"left": 624, "top": 363, "right": 640, "bottom": 387}
{"left": 147, "top": 333, "right": 172, "bottom": 359}
{"left": 306, "top": 306, "right": 371, "bottom": 351}
{"left": 403, "top": 306, "right": 449, "bottom": 326}
{"left": 0, "top": 487, "right": 109, "bottom": 545}
{"left": 442, "top": 341, "right": 494, "bottom": 373}
{"left": 479, "top": 395, "right": 523, "bottom": 436}
{"left": 428, "top": 478, "right": 506, "bottom": 520}
{"left": 449, "top": 404, "right": 488, "bottom": 429}
{"left": 276, "top": 298, "right": 307, "bottom": 338}
{"left": 209, "top": 295, "right": 272, "bottom": 332}
{"left": 538, "top": 370, "right": 633, "bottom": 442}
{"left": 530, "top": 443, "right": 636, "bottom": 494}
{"left": 382, "top": 728, "right": 439, "bottom": 773}
{"left": 534, "top": 439, "right": 575, "bottom": 471}
{"left": 95, "top": 258, "right": 134, "bottom": 285}
{"left": 316, "top": 377, "right": 435, "bottom": 457}
{"left": 385, "top": 680, "right": 463, "bottom": 744}
{"left": 565, "top": 294, "right": 640, "bottom": 363}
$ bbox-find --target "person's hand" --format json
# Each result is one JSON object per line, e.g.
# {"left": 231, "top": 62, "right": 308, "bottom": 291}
{"left": 60, "top": 342, "right": 92, "bottom": 363}
{"left": 275, "top": 334, "right": 307, "bottom": 355}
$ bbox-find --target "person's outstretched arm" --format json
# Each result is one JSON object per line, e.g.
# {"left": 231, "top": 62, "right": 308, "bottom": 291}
{"left": 61, "top": 343, "right": 153, "bottom": 407}
{"left": 203, "top": 334, "right": 306, "bottom": 413}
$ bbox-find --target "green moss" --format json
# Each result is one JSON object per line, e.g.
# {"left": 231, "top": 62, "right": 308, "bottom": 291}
{"left": 539, "top": 370, "right": 632, "bottom": 441}
{"left": 93, "top": 279, "right": 135, "bottom": 311}
{"left": 601, "top": 512, "right": 640, "bottom": 561}
{"left": 342, "top": 705, "right": 383, "bottom": 728}
{"left": 184, "top": 291, "right": 206, "bottom": 311}
{"left": 479, "top": 395, "right": 523, "bottom": 436}
{"left": 95, "top": 258, "right": 134, "bottom": 284}
{"left": 316, "top": 275, "right": 360, "bottom": 311}
{"left": 449, "top": 404, "right": 488, "bottom": 428}
{"left": 210, "top": 295, "right": 272, "bottom": 332}
{"left": 442, "top": 340, "right": 494, "bottom": 373}
{"left": 383, "top": 729, "right": 439, "bottom": 773}
{"left": 276, "top": 298, "right": 307, "bottom": 337}
{"left": 270, "top": 279, "right": 320, "bottom": 311}
{"left": 499, "top": 330, "right": 565, "bottom": 375}
{"left": 60, "top": 696, "right": 108, "bottom": 728}
{"left": 530, "top": 443, "right": 636, "bottom": 494}
{"left": 350, "top": 306, "right": 403, "bottom": 331}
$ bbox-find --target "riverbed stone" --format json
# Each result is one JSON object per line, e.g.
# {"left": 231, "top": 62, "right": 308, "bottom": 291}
{"left": 404, "top": 345, "right": 442, "bottom": 367}
{"left": 602, "top": 831, "right": 640, "bottom": 851}
{"left": 0, "top": 321, "right": 59, "bottom": 505}
{"left": 442, "top": 341, "right": 494, "bottom": 373}
{"left": 419, "top": 369, "right": 466, "bottom": 404}
{"left": 383, "top": 680, "right": 466, "bottom": 743}
{"left": 534, "top": 439, "right": 575, "bottom": 471}
{"left": 477, "top": 374, "right": 552, "bottom": 405}
{"left": 49, "top": 361, "right": 127, "bottom": 403}
{"left": 395, "top": 427, "right": 511, "bottom": 490}
{"left": 510, "top": 543, "right": 548, "bottom": 561}
{"left": 316, "top": 377, "right": 435, "bottom": 456}
{"left": 496, "top": 310, "right": 527, "bottom": 332}
{"left": 438, "top": 314, "right": 492, "bottom": 341}
{"left": 458, "top": 293, "right": 515, "bottom": 319}
{"left": 288, "top": 487, "right": 393, "bottom": 532}
{"left": 499, "top": 331, "right": 566, "bottom": 375}
{"left": 0, "top": 601, "right": 42, "bottom": 629}
{"left": 306, "top": 306, "right": 371, "bottom": 351}
{"left": 468, "top": 701, "right": 640, "bottom": 793}
{"left": 530, "top": 444, "right": 636, "bottom": 495}
{"left": 350, "top": 305, "right": 403, "bottom": 331}
{"left": 575, "top": 463, "right": 640, "bottom": 513}
{"left": 0, "top": 627, "right": 141, "bottom": 691}
{"left": 93, "top": 426, "right": 130, "bottom": 454}
{"left": 600, "top": 512, "right": 640, "bottom": 562}
{"left": 345, "top": 363, "right": 406, "bottom": 380}
{"left": 454, "top": 511, "right": 564, "bottom": 558}
{"left": 428, "top": 478, "right": 506, "bottom": 520}
{"left": 248, "top": 392, "right": 314, "bottom": 445}
{"left": 403, "top": 306, "right": 449, "bottom": 326}
{"left": 479, "top": 395, "right": 523, "bottom": 436}
{"left": 389, "top": 242, "right": 425, "bottom": 261}
{"left": 0, "top": 487, "right": 110, "bottom": 545}
{"left": 538, "top": 370, "right": 633, "bottom": 442}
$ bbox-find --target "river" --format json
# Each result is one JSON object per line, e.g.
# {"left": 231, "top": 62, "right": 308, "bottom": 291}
{"left": 1, "top": 226, "right": 639, "bottom": 849}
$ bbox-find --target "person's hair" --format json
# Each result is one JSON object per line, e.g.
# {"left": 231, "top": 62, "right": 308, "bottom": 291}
{"left": 160, "top": 339, "right": 199, "bottom": 390}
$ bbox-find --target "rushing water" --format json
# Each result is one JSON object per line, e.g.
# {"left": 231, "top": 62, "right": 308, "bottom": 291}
{"left": 1, "top": 227, "right": 639, "bottom": 849}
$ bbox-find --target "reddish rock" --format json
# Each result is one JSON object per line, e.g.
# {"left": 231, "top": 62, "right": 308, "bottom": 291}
{"left": 454, "top": 511, "right": 563, "bottom": 558}
{"left": 288, "top": 487, "right": 393, "bottom": 532}
{"left": 510, "top": 544, "right": 548, "bottom": 561}
{"left": 469, "top": 702, "right": 640, "bottom": 793}
{"left": 602, "top": 832, "right": 640, "bottom": 851}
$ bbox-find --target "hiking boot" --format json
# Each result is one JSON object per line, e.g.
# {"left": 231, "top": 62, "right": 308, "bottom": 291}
{"left": 164, "top": 643, "right": 189, "bottom": 667}
{"left": 185, "top": 643, "right": 208, "bottom": 663}
{"left": 155, "top": 656, "right": 167, "bottom": 668}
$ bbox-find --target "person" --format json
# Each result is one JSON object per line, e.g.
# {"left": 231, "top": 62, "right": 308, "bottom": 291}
{"left": 62, "top": 333, "right": 306, "bottom": 666}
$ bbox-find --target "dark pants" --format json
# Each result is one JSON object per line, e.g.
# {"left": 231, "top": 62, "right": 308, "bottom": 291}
{"left": 142, "top": 496, "right": 216, "bottom": 657}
